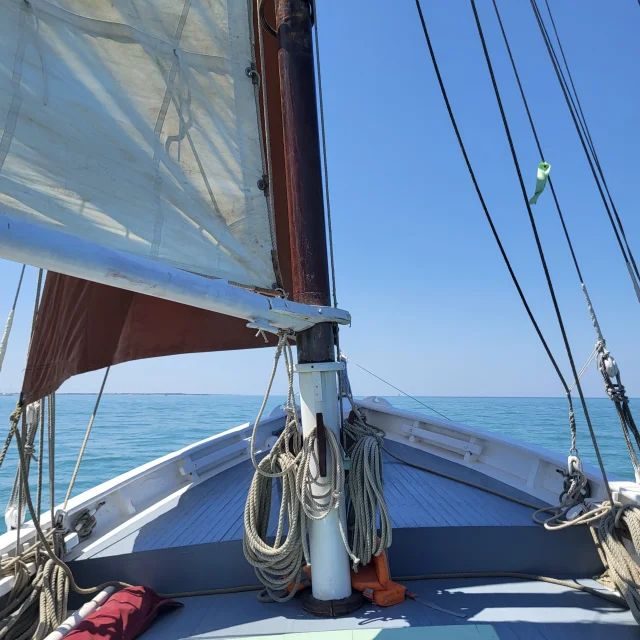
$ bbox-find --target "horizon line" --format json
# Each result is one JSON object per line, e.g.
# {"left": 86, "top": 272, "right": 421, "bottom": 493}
{"left": 0, "top": 392, "right": 627, "bottom": 400}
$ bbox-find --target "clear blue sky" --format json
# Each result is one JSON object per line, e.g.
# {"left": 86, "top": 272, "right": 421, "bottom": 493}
{"left": 1, "top": 0, "right": 639, "bottom": 397}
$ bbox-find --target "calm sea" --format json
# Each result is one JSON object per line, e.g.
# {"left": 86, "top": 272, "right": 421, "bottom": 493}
{"left": 0, "top": 395, "right": 637, "bottom": 508}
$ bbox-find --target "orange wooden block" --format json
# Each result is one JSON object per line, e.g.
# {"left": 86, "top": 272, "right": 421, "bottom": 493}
{"left": 351, "top": 552, "right": 406, "bottom": 607}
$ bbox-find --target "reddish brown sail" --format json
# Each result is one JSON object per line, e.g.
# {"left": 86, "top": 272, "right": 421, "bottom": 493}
{"left": 19, "top": 1, "right": 292, "bottom": 403}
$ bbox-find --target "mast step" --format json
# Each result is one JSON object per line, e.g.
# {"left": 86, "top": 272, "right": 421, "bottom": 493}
{"left": 299, "top": 590, "right": 364, "bottom": 617}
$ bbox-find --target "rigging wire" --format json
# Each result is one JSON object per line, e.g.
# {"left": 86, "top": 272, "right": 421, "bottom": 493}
{"left": 63, "top": 367, "right": 110, "bottom": 508}
{"left": 489, "top": 0, "right": 583, "bottom": 281}
{"left": 541, "top": 0, "right": 640, "bottom": 284}
{"left": 254, "top": 0, "right": 285, "bottom": 292}
{"left": 354, "top": 362, "right": 451, "bottom": 422}
{"left": 311, "top": 0, "right": 348, "bottom": 441}
{"left": 529, "top": 0, "right": 640, "bottom": 301}
{"left": 492, "top": 0, "right": 640, "bottom": 482}
{"left": 466, "top": 0, "right": 613, "bottom": 502}
{"left": 0, "top": 265, "right": 26, "bottom": 375}
{"left": 412, "top": 1, "right": 576, "bottom": 422}
{"left": 312, "top": 0, "right": 338, "bottom": 311}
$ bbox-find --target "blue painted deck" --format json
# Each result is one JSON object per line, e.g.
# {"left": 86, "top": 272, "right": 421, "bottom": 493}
{"left": 69, "top": 441, "right": 603, "bottom": 600}
{"left": 140, "top": 577, "right": 637, "bottom": 639}
{"left": 129, "top": 445, "right": 535, "bottom": 554}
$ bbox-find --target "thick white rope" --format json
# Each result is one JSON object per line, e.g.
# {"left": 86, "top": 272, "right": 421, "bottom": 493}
{"left": 343, "top": 412, "right": 391, "bottom": 569}
{"left": 5, "top": 402, "right": 41, "bottom": 531}
{"left": 0, "top": 309, "right": 15, "bottom": 375}
{"left": 243, "top": 332, "right": 307, "bottom": 601}
{"left": 0, "top": 265, "right": 26, "bottom": 374}
{"left": 63, "top": 367, "right": 110, "bottom": 509}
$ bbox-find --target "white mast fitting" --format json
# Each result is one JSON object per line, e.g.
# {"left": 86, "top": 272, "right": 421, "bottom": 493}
{"left": 297, "top": 362, "right": 352, "bottom": 601}
{"left": 0, "top": 216, "right": 350, "bottom": 334}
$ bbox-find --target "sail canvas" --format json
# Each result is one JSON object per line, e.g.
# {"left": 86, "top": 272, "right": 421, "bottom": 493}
{"left": 0, "top": 0, "right": 278, "bottom": 288}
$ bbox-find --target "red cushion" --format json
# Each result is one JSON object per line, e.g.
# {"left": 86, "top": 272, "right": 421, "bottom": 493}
{"left": 66, "top": 586, "right": 182, "bottom": 640}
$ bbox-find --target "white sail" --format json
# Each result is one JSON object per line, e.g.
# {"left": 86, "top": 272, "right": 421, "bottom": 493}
{"left": 0, "top": 0, "right": 278, "bottom": 289}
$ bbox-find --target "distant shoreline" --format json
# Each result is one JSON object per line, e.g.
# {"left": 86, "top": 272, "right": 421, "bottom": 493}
{"left": 0, "top": 392, "right": 628, "bottom": 399}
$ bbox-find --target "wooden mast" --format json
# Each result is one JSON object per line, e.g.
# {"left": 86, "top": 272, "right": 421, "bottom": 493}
{"left": 276, "top": 0, "right": 333, "bottom": 363}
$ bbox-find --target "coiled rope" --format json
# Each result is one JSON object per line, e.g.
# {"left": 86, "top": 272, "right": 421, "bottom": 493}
{"left": 343, "top": 411, "right": 391, "bottom": 569}
{"left": 243, "top": 332, "right": 308, "bottom": 602}
{"left": 243, "top": 332, "right": 360, "bottom": 601}
{"left": 0, "top": 415, "right": 132, "bottom": 640}
{"left": 597, "top": 505, "right": 640, "bottom": 620}
{"left": 535, "top": 494, "right": 640, "bottom": 623}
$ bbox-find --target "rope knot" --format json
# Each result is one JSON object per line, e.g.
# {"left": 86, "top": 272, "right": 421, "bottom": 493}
{"left": 605, "top": 381, "right": 628, "bottom": 404}
{"left": 10, "top": 402, "right": 24, "bottom": 426}
{"left": 23, "top": 441, "right": 36, "bottom": 460}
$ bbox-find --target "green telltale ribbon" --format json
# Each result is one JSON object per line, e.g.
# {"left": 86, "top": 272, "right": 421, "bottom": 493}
{"left": 529, "top": 162, "right": 551, "bottom": 205}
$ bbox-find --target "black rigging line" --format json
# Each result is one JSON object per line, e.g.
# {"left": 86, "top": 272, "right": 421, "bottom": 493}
{"left": 490, "top": 0, "right": 583, "bottom": 283}
{"left": 495, "top": 0, "right": 640, "bottom": 489}
{"left": 466, "top": 0, "right": 613, "bottom": 497}
{"left": 541, "top": 0, "right": 640, "bottom": 286}
{"left": 530, "top": 0, "right": 640, "bottom": 293}
{"left": 412, "top": 0, "right": 570, "bottom": 396}
{"left": 414, "top": 0, "right": 614, "bottom": 497}
{"left": 542, "top": 0, "right": 596, "bottom": 161}
{"left": 353, "top": 362, "right": 452, "bottom": 422}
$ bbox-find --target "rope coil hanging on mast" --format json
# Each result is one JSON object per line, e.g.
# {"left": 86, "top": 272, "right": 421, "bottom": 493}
{"left": 243, "top": 331, "right": 359, "bottom": 602}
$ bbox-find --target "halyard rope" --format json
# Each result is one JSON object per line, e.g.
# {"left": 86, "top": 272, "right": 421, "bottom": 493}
{"left": 0, "top": 265, "right": 26, "bottom": 375}
{"left": 62, "top": 367, "right": 110, "bottom": 509}
{"left": 5, "top": 402, "right": 41, "bottom": 531}
{"left": 0, "top": 269, "right": 42, "bottom": 474}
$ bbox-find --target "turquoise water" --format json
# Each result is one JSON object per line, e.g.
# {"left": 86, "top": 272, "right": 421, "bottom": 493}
{"left": 0, "top": 395, "right": 637, "bottom": 510}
